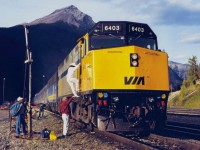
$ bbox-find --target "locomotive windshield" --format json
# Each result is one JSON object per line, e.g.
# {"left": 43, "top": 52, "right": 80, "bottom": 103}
{"left": 90, "top": 34, "right": 125, "bottom": 49}
{"left": 128, "top": 36, "right": 157, "bottom": 50}
{"left": 89, "top": 21, "right": 158, "bottom": 50}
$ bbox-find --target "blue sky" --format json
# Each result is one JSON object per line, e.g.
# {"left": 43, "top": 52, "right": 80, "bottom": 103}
{"left": 1, "top": 0, "right": 200, "bottom": 64}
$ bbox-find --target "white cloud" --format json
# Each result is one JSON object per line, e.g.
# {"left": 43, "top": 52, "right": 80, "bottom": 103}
{"left": 169, "top": 54, "right": 188, "bottom": 63}
{"left": 100, "top": 0, "right": 200, "bottom": 26}
{"left": 180, "top": 33, "right": 200, "bottom": 44}
{"left": 173, "top": 55, "right": 187, "bottom": 59}
{"left": 168, "top": 0, "right": 200, "bottom": 11}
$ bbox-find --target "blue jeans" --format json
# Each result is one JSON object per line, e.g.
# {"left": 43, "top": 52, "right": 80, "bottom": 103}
{"left": 38, "top": 110, "right": 44, "bottom": 118}
{"left": 16, "top": 114, "right": 26, "bottom": 136}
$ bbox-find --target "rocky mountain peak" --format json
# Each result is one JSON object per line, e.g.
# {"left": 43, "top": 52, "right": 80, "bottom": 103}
{"left": 51, "top": 5, "right": 82, "bottom": 18}
{"left": 169, "top": 61, "right": 189, "bottom": 79}
{"left": 29, "top": 5, "right": 95, "bottom": 28}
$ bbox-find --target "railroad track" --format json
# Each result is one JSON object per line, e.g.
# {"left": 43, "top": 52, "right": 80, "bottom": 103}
{"left": 164, "top": 121, "right": 200, "bottom": 139}
{"left": 113, "top": 131, "right": 200, "bottom": 149}
{"left": 46, "top": 110, "right": 200, "bottom": 149}
{"left": 93, "top": 108, "right": 200, "bottom": 149}
{"left": 167, "top": 108, "right": 200, "bottom": 139}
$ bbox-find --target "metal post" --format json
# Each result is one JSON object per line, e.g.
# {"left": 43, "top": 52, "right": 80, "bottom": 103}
{"left": 3, "top": 78, "right": 5, "bottom": 103}
{"left": 28, "top": 52, "right": 32, "bottom": 137}
{"left": 24, "top": 25, "right": 33, "bottom": 138}
{"left": 24, "top": 25, "right": 30, "bottom": 61}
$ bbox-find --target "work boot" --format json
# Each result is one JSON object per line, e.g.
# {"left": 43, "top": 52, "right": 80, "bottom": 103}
{"left": 15, "top": 135, "right": 20, "bottom": 139}
{"left": 61, "top": 135, "right": 66, "bottom": 139}
{"left": 21, "top": 135, "right": 26, "bottom": 139}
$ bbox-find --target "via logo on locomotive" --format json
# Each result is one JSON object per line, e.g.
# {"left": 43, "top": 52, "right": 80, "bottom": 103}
{"left": 124, "top": 76, "right": 145, "bottom": 85}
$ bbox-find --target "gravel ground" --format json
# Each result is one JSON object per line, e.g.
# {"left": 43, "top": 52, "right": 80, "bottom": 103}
{"left": 0, "top": 110, "right": 134, "bottom": 150}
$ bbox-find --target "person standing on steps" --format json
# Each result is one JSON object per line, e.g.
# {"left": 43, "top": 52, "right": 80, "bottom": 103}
{"left": 66, "top": 62, "right": 80, "bottom": 97}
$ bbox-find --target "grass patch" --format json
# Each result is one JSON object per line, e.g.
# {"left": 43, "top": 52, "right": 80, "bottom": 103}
{"left": 168, "top": 85, "right": 200, "bottom": 108}
{"left": 183, "top": 92, "right": 200, "bottom": 108}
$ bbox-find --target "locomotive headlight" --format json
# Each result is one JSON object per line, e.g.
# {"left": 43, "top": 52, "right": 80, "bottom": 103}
{"left": 131, "top": 61, "right": 138, "bottom": 67}
{"left": 130, "top": 53, "right": 139, "bottom": 67}
{"left": 131, "top": 53, "right": 138, "bottom": 59}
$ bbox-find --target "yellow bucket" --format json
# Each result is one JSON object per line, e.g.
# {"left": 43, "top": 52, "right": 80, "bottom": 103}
{"left": 49, "top": 131, "right": 57, "bottom": 140}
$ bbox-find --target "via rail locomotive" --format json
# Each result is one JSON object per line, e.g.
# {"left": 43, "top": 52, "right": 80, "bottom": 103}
{"left": 34, "top": 21, "right": 170, "bottom": 133}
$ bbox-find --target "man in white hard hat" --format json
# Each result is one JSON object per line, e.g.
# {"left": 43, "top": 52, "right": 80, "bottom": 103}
{"left": 66, "top": 62, "right": 80, "bottom": 97}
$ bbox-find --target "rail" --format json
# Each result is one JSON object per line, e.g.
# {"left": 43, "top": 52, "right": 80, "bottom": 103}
{"left": 45, "top": 109, "right": 200, "bottom": 149}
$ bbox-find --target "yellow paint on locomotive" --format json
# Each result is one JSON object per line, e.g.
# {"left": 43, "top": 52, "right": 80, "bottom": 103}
{"left": 81, "top": 51, "right": 93, "bottom": 92}
{"left": 80, "top": 46, "right": 169, "bottom": 92}
{"left": 47, "top": 94, "right": 56, "bottom": 101}
{"left": 58, "top": 74, "right": 72, "bottom": 97}
{"left": 57, "top": 34, "right": 169, "bottom": 96}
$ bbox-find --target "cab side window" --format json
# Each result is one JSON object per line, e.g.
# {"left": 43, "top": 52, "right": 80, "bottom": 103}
{"left": 81, "top": 38, "right": 87, "bottom": 58}
{"left": 83, "top": 39, "right": 87, "bottom": 57}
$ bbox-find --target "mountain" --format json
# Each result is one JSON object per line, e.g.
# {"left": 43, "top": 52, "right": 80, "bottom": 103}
{"left": 0, "top": 5, "right": 95, "bottom": 102}
{"left": 168, "top": 67, "right": 183, "bottom": 91}
{"left": 169, "top": 61, "right": 189, "bottom": 79}
{"left": 30, "top": 5, "right": 94, "bottom": 29}
{"left": 168, "top": 61, "right": 190, "bottom": 91}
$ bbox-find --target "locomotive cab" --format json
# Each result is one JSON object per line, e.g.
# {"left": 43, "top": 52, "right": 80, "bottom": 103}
{"left": 78, "top": 21, "right": 170, "bottom": 132}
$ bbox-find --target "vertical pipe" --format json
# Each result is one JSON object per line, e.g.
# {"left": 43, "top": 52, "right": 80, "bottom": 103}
{"left": 24, "top": 26, "right": 30, "bottom": 61}
{"left": 24, "top": 25, "right": 33, "bottom": 137}
{"left": 28, "top": 52, "right": 32, "bottom": 136}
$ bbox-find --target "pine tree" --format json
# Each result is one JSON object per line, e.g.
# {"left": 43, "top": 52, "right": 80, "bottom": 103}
{"left": 187, "top": 56, "right": 200, "bottom": 84}
{"left": 198, "top": 63, "right": 200, "bottom": 79}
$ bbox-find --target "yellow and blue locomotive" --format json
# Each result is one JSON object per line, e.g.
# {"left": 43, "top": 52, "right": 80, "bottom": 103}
{"left": 34, "top": 21, "right": 170, "bottom": 132}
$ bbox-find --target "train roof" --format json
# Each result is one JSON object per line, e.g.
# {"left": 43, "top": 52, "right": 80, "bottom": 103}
{"left": 89, "top": 21, "right": 156, "bottom": 38}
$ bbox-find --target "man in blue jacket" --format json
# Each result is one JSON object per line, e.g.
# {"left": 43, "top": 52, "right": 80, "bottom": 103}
{"left": 15, "top": 97, "right": 26, "bottom": 138}
{"left": 38, "top": 103, "right": 46, "bottom": 119}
